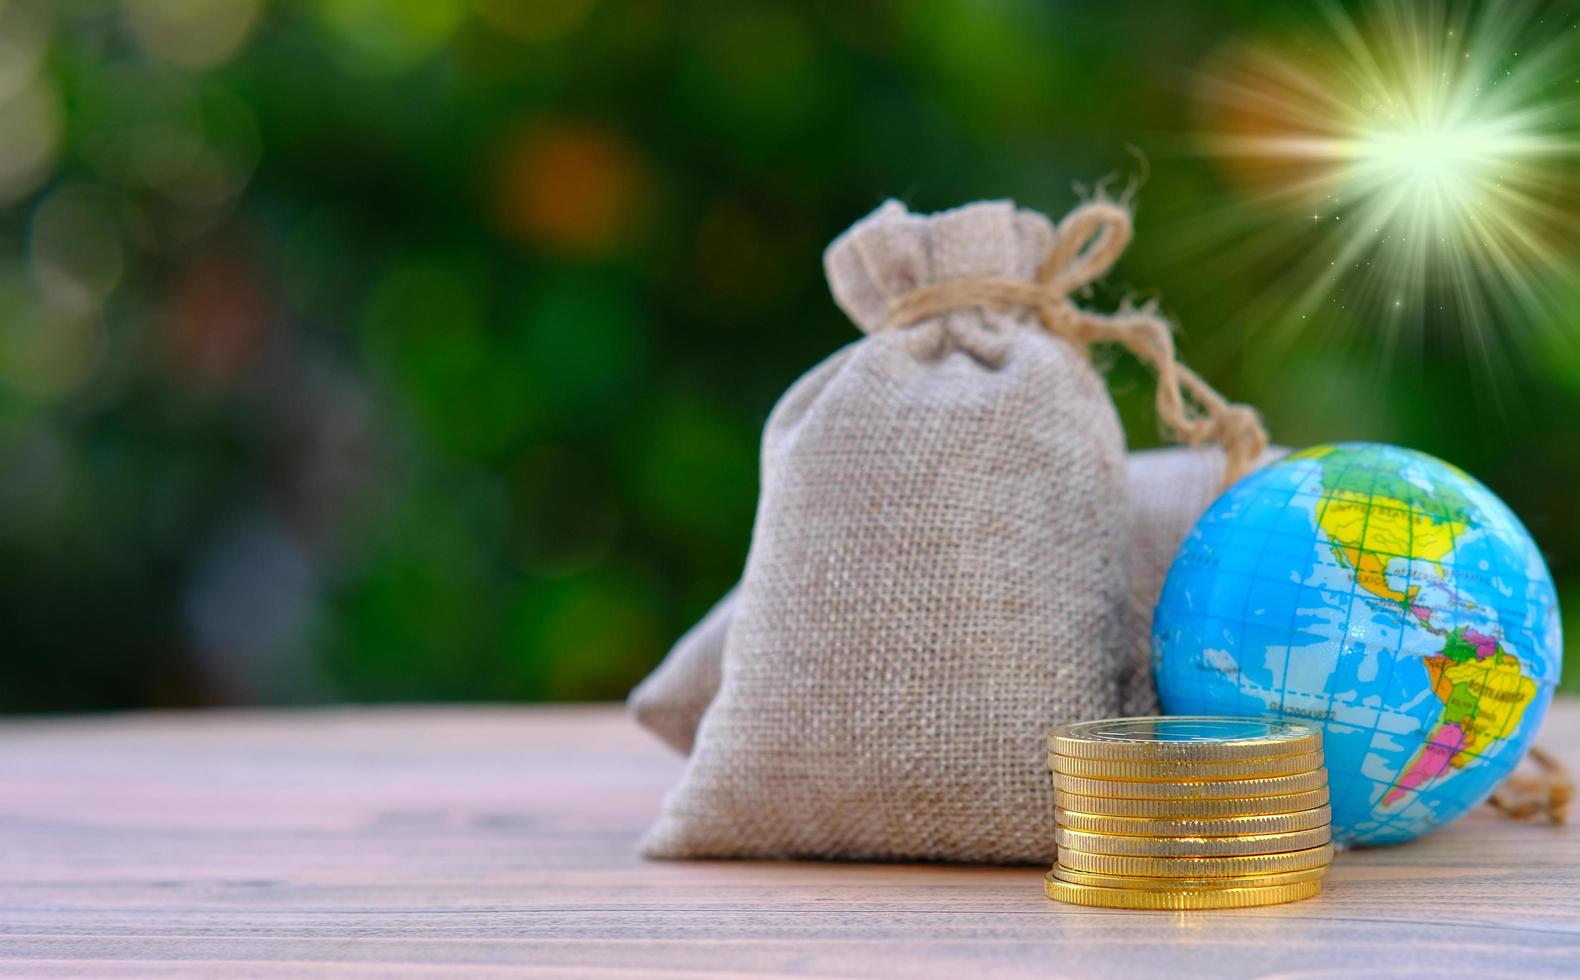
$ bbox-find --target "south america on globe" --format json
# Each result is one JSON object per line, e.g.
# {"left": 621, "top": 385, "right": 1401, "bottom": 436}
{"left": 1152, "top": 442, "right": 1561, "bottom": 845}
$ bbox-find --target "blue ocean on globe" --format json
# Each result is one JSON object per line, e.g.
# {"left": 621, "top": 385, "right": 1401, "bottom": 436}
{"left": 1152, "top": 442, "right": 1562, "bottom": 845}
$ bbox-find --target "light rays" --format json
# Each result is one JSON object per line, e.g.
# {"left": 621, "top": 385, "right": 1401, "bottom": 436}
{"left": 1184, "top": 0, "right": 1580, "bottom": 376}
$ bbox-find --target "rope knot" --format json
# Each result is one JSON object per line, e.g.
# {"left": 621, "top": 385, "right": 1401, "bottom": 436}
{"left": 1034, "top": 294, "right": 1082, "bottom": 338}
{"left": 1205, "top": 404, "right": 1269, "bottom": 485}
{"left": 881, "top": 199, "right": 1269, "bottom": 490}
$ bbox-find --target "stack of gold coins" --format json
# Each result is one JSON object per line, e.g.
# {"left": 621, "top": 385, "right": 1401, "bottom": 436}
{"left": 1044, "top": 717, "right": 1332, "bottom": 910}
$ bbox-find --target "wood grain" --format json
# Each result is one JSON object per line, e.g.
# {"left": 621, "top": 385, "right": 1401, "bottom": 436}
{"left": 1, "top": 703, "right": 1576, "bottom": 978}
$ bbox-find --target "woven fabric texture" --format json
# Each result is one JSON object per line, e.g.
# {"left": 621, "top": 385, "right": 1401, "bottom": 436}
{"left": 630, "top": 445, "right": 1286, "bottom": 755}
{"left": 640, "top": 200, "right": 1135, "bottom": 863}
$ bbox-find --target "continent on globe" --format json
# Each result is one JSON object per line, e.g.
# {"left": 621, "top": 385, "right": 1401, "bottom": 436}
{"left": 1300, "top": 443, "right": 1472, "bottom": 609}
{"left": 1152, "top": 442, "right": 1562, "bottom": 846}
{"left": 1383, "top": 627, "right": 1538, "bottom": 806}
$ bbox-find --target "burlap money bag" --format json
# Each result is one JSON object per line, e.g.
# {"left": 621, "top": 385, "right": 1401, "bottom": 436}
{"left": 631, "top": 445, "right": 1288, "bottom": 756}
{"left": 641, "top": 198, "right": 1267, "bottom": 863}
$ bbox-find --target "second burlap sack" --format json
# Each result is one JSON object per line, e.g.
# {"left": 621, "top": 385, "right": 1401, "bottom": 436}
{"left": 641, "top": 198, "right": 1266, "bottom": 863}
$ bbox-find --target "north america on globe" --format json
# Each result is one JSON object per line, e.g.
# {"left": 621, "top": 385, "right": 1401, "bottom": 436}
{"left": 1153, "top": 442, "right": 1562, "bottom": 845}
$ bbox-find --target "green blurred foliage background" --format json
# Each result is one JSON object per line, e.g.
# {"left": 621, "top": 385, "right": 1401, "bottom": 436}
{"left": 1, "top": 0, "right": 1576, "bottom": 711}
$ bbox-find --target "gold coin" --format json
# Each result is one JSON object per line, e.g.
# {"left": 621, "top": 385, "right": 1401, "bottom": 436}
{"left": 1052, "top": 863, "right": 1328, "bottom": 891}
{"left": 1048, "top": 751, "right": 1324, "bottom": 781}
{"left": 1050, "top": 717, "right": 1321, "bottom": 761}
{"left": 1056, "top": 805, "right": 1331, "bottom": 838}
{"left": 1053, "top": 787, "right": 1330, "bottom": 818}
{"left": 1056, "top": 843, "right": 1334, "bottom": 877}
{"left": 1051, "top": 768, "right": 1327, "bottom": 800}
{"left": 1044, "top": 873, "right": 1322, "bottom": 909}
{"left": 1055, "top": 825, "right": 1332, "bottom": 857}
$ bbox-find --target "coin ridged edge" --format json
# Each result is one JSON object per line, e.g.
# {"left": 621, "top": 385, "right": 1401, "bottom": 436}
{"left": 1052, "top": 863, "right": 1329, "bottom": 891}
{"left": 1044, "top": 873, "right": 1323, "bottom": 909}
{"left": 1056, "top": 843, "right": 1335, "bottom": 877}
{"left": 1050, "top": 769, "right": 1328, "bottom": 800}
{"left": 1055, "top": 804, "right": 1332, "bottom": 837}
{"left": 1052, "top": 787, "right": 1330, "bottom": 817}
{"left": 1054, "top": 825, "right": 1333, "bottom": 857}
{"left": 1049, "top": 751, "right": 1325, "bottom": 780}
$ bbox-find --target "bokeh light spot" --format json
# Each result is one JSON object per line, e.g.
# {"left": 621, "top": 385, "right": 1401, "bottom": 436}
{"left": 0, "top": 76, "right": 62, "bottom": 205}
{"left": 123, "top": 0, "right": 264, "bottom": 71}
{"left": 170, "top": 85, "right": 262, "bottom": 208}
{"left": 313, "top": 0, "right": 467, "bottom": 75}
{"left": 163, "top": 255, "right": 271, "bottom": 390}
{"left": 76, "top": 68, "right": 260, "bottom": 210}
{"left": 492, "top": 121, "right": 651, "bottom": 256}
{"left": 28, "top": 184, "right": 125, "bottom": 315}
{"left": 0, "top": 273, "right": 105, "bottom": 401}
{"left": 0, "top": 0, "right": 50, "bottom": 102}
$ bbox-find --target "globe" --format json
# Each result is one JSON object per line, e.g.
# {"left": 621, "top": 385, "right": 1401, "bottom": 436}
{"left": 1152, "top": 442, "right": 1562, "bottom": 845}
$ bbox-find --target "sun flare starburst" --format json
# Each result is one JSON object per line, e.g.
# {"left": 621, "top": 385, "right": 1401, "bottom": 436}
{"left": 1184, "top": 0, "right": 1580, "bottom": 372}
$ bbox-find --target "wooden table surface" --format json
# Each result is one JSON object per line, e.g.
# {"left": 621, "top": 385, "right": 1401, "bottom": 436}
{"left": 3, "top": 703, "right": 1577, "bottom": 978}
